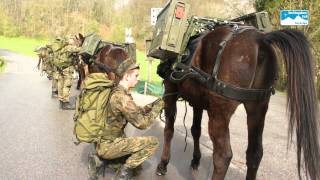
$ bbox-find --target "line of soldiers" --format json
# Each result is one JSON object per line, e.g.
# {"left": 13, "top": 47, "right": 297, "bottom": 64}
{"left": 35, "top": 35, "right": 82, "bottom": 110}
{"left": 35, "top": 36, "right": 164, "bottom": 180}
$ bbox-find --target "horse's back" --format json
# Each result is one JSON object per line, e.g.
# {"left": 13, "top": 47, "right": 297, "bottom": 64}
{"left": 197, "top": 26, "right": 276, "bottom": 90}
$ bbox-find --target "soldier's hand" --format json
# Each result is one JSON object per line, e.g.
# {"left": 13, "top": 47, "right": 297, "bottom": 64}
{"left": 152, "top": 98, "right": 164, "bottom": 112}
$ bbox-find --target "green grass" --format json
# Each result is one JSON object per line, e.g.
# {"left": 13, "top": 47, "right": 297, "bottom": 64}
{"left": 136, "top": 50, "right": 163, "bottom": 84}
{"left": 0, "top": 57, "right": 6, "bottom": 73}
{"left": 0, "top": 36, "right": 48, "bottom": 57}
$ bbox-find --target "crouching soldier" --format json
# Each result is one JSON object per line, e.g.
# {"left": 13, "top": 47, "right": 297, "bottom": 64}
{"left": 88, "top": 59, "right": 164, "bottom": 180}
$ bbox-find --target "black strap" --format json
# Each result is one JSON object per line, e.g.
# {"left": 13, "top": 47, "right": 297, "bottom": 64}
{"left": 212, "top": 28, "right": 235, "bottom": 77}
{"left": 207, "top": 78, "right": 274, "bottom": 101}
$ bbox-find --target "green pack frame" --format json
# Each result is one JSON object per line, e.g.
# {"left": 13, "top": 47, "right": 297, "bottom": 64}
{"left": 148, "top": 0, "right": 273, "bottom": 60}
{"left": 148, "top": 0, "right": 190, "bottom": 60}
{"left": 80, "top": 33, "right": 136, "bottom": 61}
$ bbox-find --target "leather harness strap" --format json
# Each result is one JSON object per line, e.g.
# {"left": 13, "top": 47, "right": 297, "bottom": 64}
{"left": 211, "top": 27, "right": 236, "bottom": 78}
{"left": 170, "top": 25, "right": 275, "bottom": 102}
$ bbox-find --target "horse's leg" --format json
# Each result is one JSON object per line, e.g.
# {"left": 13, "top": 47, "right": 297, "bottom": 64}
{"left": 76, "top": 70, "right": 82, "bottom": 90}
{"left": 76, "top": 65, "right": 85, "bottom": 90}
{"left": 156, "top": 81, "right": 178, "bottom": 176}
{"left": 191, "top": 107, "right": 203, "bottom": 170}
{"left": 243, "top": 101, "right": 269, "bottom": 180}
{"left": 208, "top": 102, "right": 237, "bottom": 180}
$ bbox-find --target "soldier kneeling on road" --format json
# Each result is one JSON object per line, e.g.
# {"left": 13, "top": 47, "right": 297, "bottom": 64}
{"left": 73, "top": 59, "right": 164, "bottom": 180}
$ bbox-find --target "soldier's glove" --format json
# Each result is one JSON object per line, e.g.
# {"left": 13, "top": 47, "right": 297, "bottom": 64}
{"left": 151, "top": 98, "right": 164, "bottom": 112}
{"left": 144, "top": 98, "right": 162, "bottom": 112}
{"left": 143, "top": 104, "right": 152, "bottom": 113}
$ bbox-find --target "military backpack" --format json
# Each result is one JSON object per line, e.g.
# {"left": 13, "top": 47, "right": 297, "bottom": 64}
{"left": 73, "top": 73, "right": 114, "bottom": 143}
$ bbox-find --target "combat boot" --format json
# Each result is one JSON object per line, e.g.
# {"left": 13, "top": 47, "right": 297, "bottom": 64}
{"left": 132, "top": 164, "right": 143, "bottom": 176}
{"left": 116, "top": 165, "right": 133, "bottom": 180}
{"left": 61, "top": 101, "right": 75, "bottom": 110}
{"left": 59, "top": 101, "right": 63, "bottom": 109}
{"left": 88, "top": 153, "right": 104, "bottom": 180}
{"left": 51, "top": 91, "right": 58, "bottom": 98}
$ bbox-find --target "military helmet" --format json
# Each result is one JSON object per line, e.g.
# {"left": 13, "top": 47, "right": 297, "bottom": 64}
{"left": 116, "top": 59, "right": 139, "bottom": 77}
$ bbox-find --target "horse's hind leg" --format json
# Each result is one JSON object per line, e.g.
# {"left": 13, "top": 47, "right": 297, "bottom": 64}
{"left": 191, "top": 107, "right": 203, "bottom": 170}
{"left": 243, "top": 100, "right": 269, "bottom": 180}
{"left": 156, "top": 81, "right": 178, "bottom": 176}
{"left": 208, "top": 102, "right": 237, "bottom": 180}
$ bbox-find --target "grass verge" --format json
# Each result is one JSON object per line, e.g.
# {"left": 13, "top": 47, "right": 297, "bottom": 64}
{"left": 0, "top": 56, "right": 7, "bottom": 73}
{"left": 0, "top": 36, "right": 48, "bottom": 57}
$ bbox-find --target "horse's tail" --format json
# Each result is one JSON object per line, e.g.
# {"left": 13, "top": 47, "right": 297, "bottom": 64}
{"left": 263, "top": 29, "right": 320, "bottom": 180}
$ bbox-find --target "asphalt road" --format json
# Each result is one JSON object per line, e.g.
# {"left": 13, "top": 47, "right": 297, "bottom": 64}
{"left": 0, "top": 49, "right": 302, "bottom": 180}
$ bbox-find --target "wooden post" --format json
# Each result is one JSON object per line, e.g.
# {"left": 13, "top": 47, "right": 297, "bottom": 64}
{"left": 144, "top": 57, "right": 153, "bottom": 95}
{"left": 144, "top": 39, "right": 152, "bottom": 95}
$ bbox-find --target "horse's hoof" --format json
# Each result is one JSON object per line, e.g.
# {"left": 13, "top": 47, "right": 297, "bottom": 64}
{"left": 156, "top": 163, "right": 167, "bottom": 176}
{"left": 190, "top": 159, "right": 200, "bottom": 170}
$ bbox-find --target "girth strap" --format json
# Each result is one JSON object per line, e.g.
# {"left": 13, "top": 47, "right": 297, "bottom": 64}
{"left": 207, "top": 78, "right": 275, "bottom": 101}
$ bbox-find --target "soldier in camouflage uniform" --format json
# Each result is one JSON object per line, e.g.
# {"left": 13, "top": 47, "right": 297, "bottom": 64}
{"left": 88, "top": 59, "right": 164, "bottom": 180}
{"left": 48, "top": 37, "right": 67, "bottom": 98}
{"left": 42, "top": 48, "right": 54, "bottom": 80}
{"left": 54, "top": 36, "right": 81, "bottom": 110}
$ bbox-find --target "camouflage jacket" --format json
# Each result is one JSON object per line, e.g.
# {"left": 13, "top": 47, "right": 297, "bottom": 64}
{"left": 102, "top": 85, "right": 164, "bottom": 141}
{"left": 53, "top": 44, "right": 80, "bottom": 69}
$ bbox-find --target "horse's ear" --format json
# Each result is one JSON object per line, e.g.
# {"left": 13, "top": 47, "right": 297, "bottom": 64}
{"left": 79, "top": 33, "right": 84, "bottom": 40}
{"left": 94, "top": 46, "right": 109, "bottom": 63}
{"left": 99, "top": 45, "right": 112, "bottom": 61}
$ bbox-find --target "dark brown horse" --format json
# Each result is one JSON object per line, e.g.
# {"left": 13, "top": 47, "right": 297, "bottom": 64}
{"left": 77, "top": 34, "right": 129, "bottom": 87}
{"left": 156, "top": 26, "right": 320, "bottom": 180}
{"left": 82, "top": 43, "right": 128, "bottom": 80}
{"left": 74, "top": 34, "right": 87, "bottom": 89}
{"left": 35, "top": 46, "right": 49, "bottom": 70}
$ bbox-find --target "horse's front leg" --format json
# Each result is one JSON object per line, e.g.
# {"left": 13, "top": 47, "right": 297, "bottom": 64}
{"left": 191, "top": 107, "right": 203, "bottom": 170}
{"left": 156, "top": 83, "right": 178, "bottom": 176}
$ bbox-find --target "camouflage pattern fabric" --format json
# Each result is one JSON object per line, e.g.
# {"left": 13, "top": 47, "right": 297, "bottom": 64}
{"left": 55, "top": 44, "right": 80, "bottom": 102}
{"left": 35, "top": 46, "right": 54, "bottom": 78}
{"left": 42, "top": 56, "right": 54, "bottom": 77}
{"left": 97, "top": 136, "right": 159, "bottom": 168}
{"left": 53, "top": 44, "right": 80, "bottom": 69}
{"left": 57, "top": 66, "right": 75, "bottom": 102}
{"left": 115, "top": 59, "right": 139, "bottom": 78}
{"left": 52, "top": 67, "right": 59, "bottom": 92}
{"left": 47, "top": 39, "right": 67, "bottom": 93}
{"left": 95, "top": 85, "right": 164, "bottom": 168}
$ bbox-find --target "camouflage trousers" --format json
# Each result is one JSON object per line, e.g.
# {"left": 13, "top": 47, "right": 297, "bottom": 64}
{"left": 42, "top": 60, "right": 53, "bottom": 77}
{"left": 52, "top": 69, "right": 59, "bottom": 92}
{"left": 57, "top": 66, "right": 74, "bottom": 102}
{"left": 96, "top": 136, "right": 159, "bottom": 168}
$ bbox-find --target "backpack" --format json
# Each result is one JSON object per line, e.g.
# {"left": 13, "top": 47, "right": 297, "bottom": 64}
{"left": 73, "top": 73, "right": 114, "bottom": 144}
